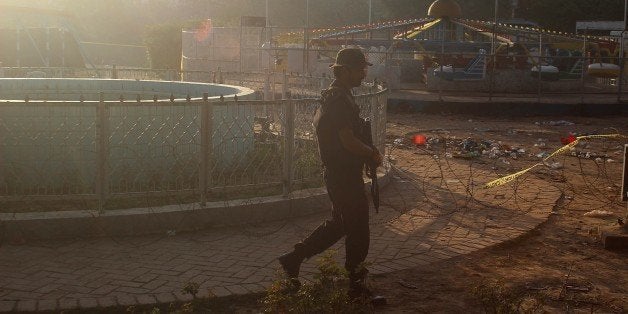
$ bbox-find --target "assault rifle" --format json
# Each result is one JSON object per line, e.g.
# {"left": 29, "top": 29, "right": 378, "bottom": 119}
{"left": 360, "top": 118, "right": 380, "bottom": 213}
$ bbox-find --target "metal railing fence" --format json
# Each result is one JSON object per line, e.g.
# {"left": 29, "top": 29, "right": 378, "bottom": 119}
{"left": 0, "top": 83, "right": 388, "bottom": 213}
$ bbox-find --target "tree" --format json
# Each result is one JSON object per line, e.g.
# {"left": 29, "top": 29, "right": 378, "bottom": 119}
{"left": 144, "top": 23, "right": 182, "bottom": 69}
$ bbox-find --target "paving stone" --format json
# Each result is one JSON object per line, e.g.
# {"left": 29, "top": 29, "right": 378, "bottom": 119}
{"left": 16, "top": 300, "right": 37, "bottom": 312}
{"left": 172, "top": 291, "right": 194, "bottom": 302}
{"left": 0, "top": 300, "right": 17, "bottom": 312}
{"left": 116, "top": 295, "right": 137, "bottom": 306}
{"left": 91, "top": 284, "right": 117, "bottom": 295}
{"left": 136, "top": 295, "right": 157, "bottom": 305}
{"left": 154, "top": 292, "right": 176, "bottom": 304}
{"left": 210, "top": 286, "right": 231, "bottom": 297}
{"left": 96, "top": 296, "right": 117, "bottom": 308}
{"left": 116, "top": 286, "right": 149, "bottom": 295}
{"left": 78, "top": 297, "right": 98, "bottom": 309}
{"left": 36, "top": 299, "right": 57, "bottom": 311}
{"left": 225, "top": 284, "right": 249, "bottom": 295}
{"left": 58, "top": 298, "right": 78, "bottom": 310}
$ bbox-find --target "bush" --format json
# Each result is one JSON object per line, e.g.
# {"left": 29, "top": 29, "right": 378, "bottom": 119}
{"left": 261, "top": 250, "right": 370, "bottom": 313}
{"left": 144, "top": 23, "right": 183, "bottom": 70}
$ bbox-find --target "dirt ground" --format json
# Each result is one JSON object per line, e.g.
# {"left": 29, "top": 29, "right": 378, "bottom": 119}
{"left": 369, "top": 112, "right": 628, "bottom": 313}
{"left": 125, "top": 112, "right": 627, "bottom": 314}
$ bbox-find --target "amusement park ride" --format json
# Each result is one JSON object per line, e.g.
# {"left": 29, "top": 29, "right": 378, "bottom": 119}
{"left": 2, "top": 0, "right": 626, "bottom": 89}
{"left": 304, "top": 0, "right": 626, "bottom": 83}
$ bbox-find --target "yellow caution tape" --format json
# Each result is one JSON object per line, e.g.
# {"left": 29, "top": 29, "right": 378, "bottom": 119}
{"left": 484, "top": 166, "right": 539, "bottom": 189}
{"left": 484, "top": 134, "right": 627, "bottom": 189}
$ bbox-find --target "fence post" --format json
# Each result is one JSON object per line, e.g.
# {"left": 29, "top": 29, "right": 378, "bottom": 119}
{"left": 489, "top": 53, "right": 494, "bottom": 102}
{"left": 537, "top": 32, "right": 542, "bottom": 104}
{"left": 438, "top": 52, "right": 443, "bottom": 102}
{"left": 111, "top": 64, "right": 118, "bottom": 79}
{"left": 618, "top": 43, "right": 626, "bottom": 103}
{"left": 282, "top": 97, "right": 295, "bottom": 197}
{"left": 580, "top": 55, "right": 586, "bottom": 104}
{"left": 264, "top": 69, "right": 271, "bottom": 100}
{"left": 370, "top": 83, "right": 380, "bottom": 150}
{"left": 271, "top": 71, "right": 276, "bottom": 100}
{"left": 96, "top": 92, "right": 109, "bottom": 213}
{"left": 199, "top": 93, "right": 211, "bottom": 206}
{"left": 282, "top": 70, "right": 288, "bottom": 99}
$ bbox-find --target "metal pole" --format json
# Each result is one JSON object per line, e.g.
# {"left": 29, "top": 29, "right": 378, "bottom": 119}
{"left": 618, "top": 30, "right": 625, "bottom": 103}
{"left": 61, "top": 28, "right": 66, "bottom": 68}
{"left": 96, "top": 93, "right": 109, "bottom": 213}
{"left": 619, "top": 0, "right": 627, "bottom": 102}
{"left": 439, "top": 22, "right": 444, "bottom": 102}
{"left": 580, "top": 29, "right": 587, "bottom": 104}
{"left": 625, "top": 0, "right": 627, "bottom": 32}
{"left": 538, "top": 32, "right": 543, "bottom": 103}
{"left": 369, "top": 0, "right": 373, "bottom": 25}
{"left": 16, "top": 27, "right": 20, "bottom": 68}
{"left": 266, "top": 0, "right": 269, "bottom": 26}
{"left": 282, "top": 97, "right": 295, "bottom": 196}
{"left": 200, "top": 93, "right": 210, "bottom": 206}
{"left": 304, "top": 0, "right": 309, "bottom": 74}
{"left": 239, "top": 23, "right": 243, "bottom": 73}
{"left": 282, "top": 70, "right": 288, "bottom": 99}
{"left": 45, "top": 27, "right": 50, "bottom": 67}
{"left": 623, "top": 144, "right": 627, "bottom": 225}
{"left": 491, "top": 0, "right": 498, "bottom": 54}
{"left": 489, "top": 0, "right": 498, "bottom": 102}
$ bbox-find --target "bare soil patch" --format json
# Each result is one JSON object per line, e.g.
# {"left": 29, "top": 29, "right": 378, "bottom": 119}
{"left": 371, "top": 113, "right": 628, "bottom": 313}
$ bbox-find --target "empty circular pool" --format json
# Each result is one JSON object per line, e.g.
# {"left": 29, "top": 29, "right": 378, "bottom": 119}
{"left": 0, "top": 78, "right": 258, "bottom": 205}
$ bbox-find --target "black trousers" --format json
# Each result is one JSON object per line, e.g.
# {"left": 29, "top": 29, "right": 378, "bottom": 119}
{"left": 296, "top": 168, "right": 370, "bottom": 273}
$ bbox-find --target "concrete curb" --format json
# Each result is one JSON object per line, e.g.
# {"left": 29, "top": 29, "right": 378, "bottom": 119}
{"left": 0, "top": 169, "right": 392, "bottom": 241}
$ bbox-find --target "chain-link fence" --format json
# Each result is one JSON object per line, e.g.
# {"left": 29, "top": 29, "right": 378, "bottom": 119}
{"left": 0, "top": 79, "right": 388, "bottom": 214}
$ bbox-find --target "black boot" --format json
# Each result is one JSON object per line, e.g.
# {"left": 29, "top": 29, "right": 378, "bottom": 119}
{"left": 348, "top": 278, "right": 372, "bottom": 300}
{"left": 348, "top": 268, "right": 387, "bottom": 306}
{"left": 348, "top": 267, "right": 372, "bottom": 300}
{"left": 278, "top": 245, "right": 305, "bottom": 279}
{"left": 278, "top": 249, "right": 305, "bottom": 291}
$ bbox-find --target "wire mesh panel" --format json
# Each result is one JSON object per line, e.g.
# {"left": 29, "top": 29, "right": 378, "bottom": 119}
{"left": 0, "top": 102, "right": 97, "bottom": 211}
{"left": 356, "top": 85, "right": 388, "bottom": 153}
{"left": 107, "top": 101, "right": 201, "bottom": 196}
{"left": 291, "top": 98, "right": 322, "bottom": 191}
{"left": 205, "top": 100, "right": 273, "bottom": 199}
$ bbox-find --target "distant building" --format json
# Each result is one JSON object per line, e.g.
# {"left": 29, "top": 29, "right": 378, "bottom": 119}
{"left": 576, "top": 21, "right": 625, "bottom": 36}
{"left": 0, "top": 27, "right": 85, "bottom": 67}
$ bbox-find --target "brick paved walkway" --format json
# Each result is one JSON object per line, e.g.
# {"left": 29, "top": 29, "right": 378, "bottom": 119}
{"left": 0, "top": 152, "right": 561, "bottom": 312}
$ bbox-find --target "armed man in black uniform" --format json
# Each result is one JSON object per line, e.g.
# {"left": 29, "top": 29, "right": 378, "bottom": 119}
{"left": 278, "top": 48, "right": 383, "bottom": 298}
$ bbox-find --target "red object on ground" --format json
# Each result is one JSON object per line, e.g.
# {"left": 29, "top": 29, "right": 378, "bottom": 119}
{"left": 560, "top": 134, "right": 576, "bottom": 145}
{"left": 413, "top": 135, "right": 427, "bottom": 145}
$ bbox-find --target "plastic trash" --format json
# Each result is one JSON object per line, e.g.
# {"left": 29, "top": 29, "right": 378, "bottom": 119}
{"left": 547, "top": 120, "right": 575, "bottom": 126}
{"left": 583, "top": 210, "right": 614, "bottom": 218}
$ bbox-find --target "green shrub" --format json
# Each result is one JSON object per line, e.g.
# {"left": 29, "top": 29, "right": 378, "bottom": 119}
{"left": 261, "top": 250, "right": 370, "bottom": 313}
